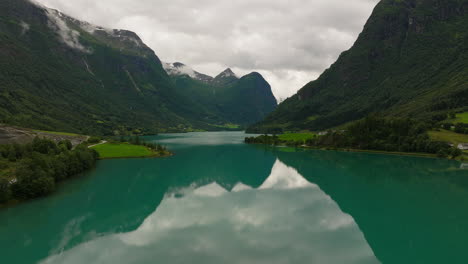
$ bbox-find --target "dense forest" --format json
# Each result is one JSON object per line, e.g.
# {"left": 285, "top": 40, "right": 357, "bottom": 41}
{"left": 246, "top": 116, "right": 464, "bottom": 159}
{"left": 0, "top": 138, "right": 98, "bottom": 204}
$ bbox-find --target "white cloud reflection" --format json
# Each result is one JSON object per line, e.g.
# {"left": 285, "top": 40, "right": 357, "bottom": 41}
{"left": 40, "top": 160, "right": 379, "bottom": 264}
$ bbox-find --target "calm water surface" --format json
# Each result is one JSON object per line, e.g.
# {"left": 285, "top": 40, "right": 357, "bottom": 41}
{"left": 1, "top": 132, "right": 467, "bottom": 264}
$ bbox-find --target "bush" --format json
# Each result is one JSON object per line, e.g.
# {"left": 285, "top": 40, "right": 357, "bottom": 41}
{"left": 87, "top": 137, "right": 101, "bottom": 144}
{"left": 454, "top": 123, "right": 468, "bottom": 134}
{"left": 450, "top": 148, "right": 463, "bottom": 159}
{"left": 0, "top": 159, "right": 8, "bottom": 170}
{"left": 58, "top": 140, "right": 73, "bottom": 151}
{"left": 0, "top": 178, "right": 11, "bottom": 203}
{"left": 437, "top": 149, "right": 449, "bottom": 158}
{"left": 441, "top": 123, "right": 452, "bottom": 130}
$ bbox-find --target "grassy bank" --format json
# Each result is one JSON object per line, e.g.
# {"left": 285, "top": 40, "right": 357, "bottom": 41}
{"left": 272, "top": 145, "right": 440, "bottom": 159}
{"left": 33, "top": 130, "right": 83, "bottom": 137}
{"left": 429, "top": 130, "right": 468, "bottom": 145}
{"left": 246, "top": 117, "right": 466, "bottom": 160}
{"left": 450, "top": 112, "right": 468, "bottom": 124}
{"left": 91, "top": 143, "right": 170, "bottom": 159}
{"left": 278, "top": 133, "right": 316, "bottom": 141}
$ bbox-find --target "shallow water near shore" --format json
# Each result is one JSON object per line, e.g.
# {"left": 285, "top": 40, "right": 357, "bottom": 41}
{"left": 0, "top": 132, "right": 467, "bottom": 264}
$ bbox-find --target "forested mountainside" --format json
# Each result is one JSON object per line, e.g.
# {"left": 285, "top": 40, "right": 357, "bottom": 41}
{"left": 0, "top": 0, "right": 276, "bottom": 135}
{"left": 163, "top": 62, "right": 277, "bottom": 126}
{"left": 249, "top": 0, "right": 468, "bottom": 133}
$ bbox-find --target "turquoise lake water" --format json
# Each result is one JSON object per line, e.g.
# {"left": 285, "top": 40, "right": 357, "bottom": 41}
{"left": 0, "top": 132, "right": 467, "bottom": 263}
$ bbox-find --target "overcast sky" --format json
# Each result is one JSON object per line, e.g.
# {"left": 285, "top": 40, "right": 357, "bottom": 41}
{"left": 35, "top": 0, "right": 379, "bottom": 101}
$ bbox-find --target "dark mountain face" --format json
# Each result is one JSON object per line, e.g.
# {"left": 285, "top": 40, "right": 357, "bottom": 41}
{"left": 0, "top": 0, "right": 275, "bottom": 134}
{"left": 0, "top": 0, "right": 195, "bottom": 134}
{"left": 164, "top": 64, "right": 277, "bottom": 126}
{"left": 249, "top": 0, "right": 468, "bottom": 133}
{"left": 224, "top": 72, "right": 278, "bottom": 125}
{"left": 213, "top": 68, "right": 239, "bottom": 86}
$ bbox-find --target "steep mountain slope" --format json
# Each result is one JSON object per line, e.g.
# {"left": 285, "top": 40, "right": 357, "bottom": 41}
{"left": 164, "top": 63, "right": 278, "bottom": 126}
{"left": 0, "top": 0, "right": 259, "bottom": 135}
{"left": 249, "top": 0, "right": 468, "bottom": 133}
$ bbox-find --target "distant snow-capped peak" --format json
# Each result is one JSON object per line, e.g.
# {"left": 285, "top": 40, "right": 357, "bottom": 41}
{"left": 162, "top": 62, "right": 214, "bottom": 82}
{"left": 217, "top": 68, "right": 237, "bottom": 79}
{"left": 163, "top": 62, "right": 197, "bottom": 78}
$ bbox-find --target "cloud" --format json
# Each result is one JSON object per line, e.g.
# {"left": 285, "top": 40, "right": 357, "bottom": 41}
{"left": 34, "top": 0, "right": 379, "bottom": 100}
{"left": 30, "top": 2, "right": 92, "bottom": 53}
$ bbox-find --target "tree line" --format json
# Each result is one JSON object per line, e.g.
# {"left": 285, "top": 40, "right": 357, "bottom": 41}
{"left": 440, "top": 122, "right": 468, "bottom": 134}
{"left": 0, "top": 138, "right": 98, "bottom": 203}
{"left": 245, "top": 116, "right": 463, "bottom": 159}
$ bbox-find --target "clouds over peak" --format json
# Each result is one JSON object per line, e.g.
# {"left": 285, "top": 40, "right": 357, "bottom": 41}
{"left": 35, "top": 0, "right": 379, "bottom": 100}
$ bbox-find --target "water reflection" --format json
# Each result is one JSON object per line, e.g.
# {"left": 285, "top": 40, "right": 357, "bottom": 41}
{"left": 40, "top": 160, "right": 378, "bottom": 264}
{"left": 273, "top": 148, "right": 468, "bottom": 264}
{"left": 0, "top": 142, "right": 276, "bottom": 264}
{"left": 2, "top": 132, "right": 467, "bottom": 264}
{"left": 146, "top": 132, "right": 250, "bottom": 149}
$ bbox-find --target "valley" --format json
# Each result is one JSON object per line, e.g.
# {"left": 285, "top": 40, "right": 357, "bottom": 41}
{"left": 0, "top": 0, "right": 467, "bottom": 263}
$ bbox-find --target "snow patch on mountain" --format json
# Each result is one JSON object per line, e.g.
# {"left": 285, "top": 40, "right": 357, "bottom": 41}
{"left": 29, "top": 1, "right": 90, "bottom": 53}
{"left": 78, "top": 21, "right": 143, "bottom": 48}
{"left": 163, "top": 62, "right": 214, "bottom": 82}
{"left": 20, "top": 21, "right": 30, "bottom": 35}
{"left": 30, "top": 0, "right": 144, "bottom": 52}
{"left": 45, "top": 9, "right": 91, "bottom": 53}
{"left": 79, "top": 21, "right": 113, "bottom": 35}
{"left": 163, "top": 62, "right": 197, "bottom": 78}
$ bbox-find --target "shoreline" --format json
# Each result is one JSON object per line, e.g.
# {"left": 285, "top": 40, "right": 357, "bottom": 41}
{"left": 250, "top": 143, "right": 466, "bottom": 161}
{"left": 0, "top": 152, "right": 174, "bottom": 209}
{"left": 97, "top": 152, "right": 174, "bottom": 160}
{"left": 89, "top": 141, "right": 173, "bottom": 160}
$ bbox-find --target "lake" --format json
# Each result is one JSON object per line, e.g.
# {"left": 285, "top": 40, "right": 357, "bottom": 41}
{"left": 1, "top": 132, "right": 467, "bottom": 264}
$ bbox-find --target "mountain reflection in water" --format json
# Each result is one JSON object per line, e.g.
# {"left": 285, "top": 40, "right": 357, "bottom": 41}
{"left": 40, "top": 160, "right": 378, "bottom": 264}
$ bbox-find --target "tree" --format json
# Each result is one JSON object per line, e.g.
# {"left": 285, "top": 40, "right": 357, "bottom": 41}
{"left": 59, "top": 140, "right": 73, "bottom": 151}
{"left": 134, "top": 136, "right": 141, "bottom": 145}
{"left": 437, "top": 149, "right": 449, "bottom": 158}
{"left": 87, "top": 137, "right": 101, "bottom": 144}
{"left": 13, "top": 157, "right": 54, "bottom": 199}
{"left": 1, "top": 138, "right": 98, "bottom": 202}
{"left": 0, "top": 178, "right": 11, "bottom": 203}
{"left": 32, "top": 137, "right": 58, "bottom": 155}
{"left": 450, "top": 148, "right": 463, "bottom": 159}
{"left": 441, "top": 123, "right": 452, "bottom": 130}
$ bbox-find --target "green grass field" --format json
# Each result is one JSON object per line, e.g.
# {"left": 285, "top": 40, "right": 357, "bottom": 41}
{"left": 34, "top": 130, "right": 82, "bottom": 137}
{"left": 278, "top": 133, "right": 316, "bottom": 141}
{"left": 91, "top": 143, "right": 154, "bottom": 159}
{"left": 454, "top": 112, "right": 468, "bottom": 124}
{"left": 213, "top": 123, "right": 242, "bottom": 129}
{"left": 428, "top": 130, "right": 468, "bottom": 145}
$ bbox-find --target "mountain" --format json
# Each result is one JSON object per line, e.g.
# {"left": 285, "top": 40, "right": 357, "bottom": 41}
{"left": 162, "top": 62, "right": 214, "bottom": 83}
{"left": 0, "top": 0, "right": 275, "bottom": 135}
{"left": 248, "top": 0, "right": 468, "bottom": 133}
{"left": 213, "top": 68, "right": 239, "bottom": 85}
{"left": 164, "top": 63, "right": 278, "bottom": 126}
